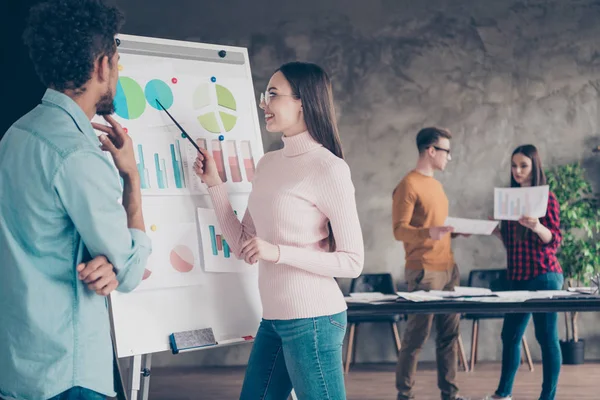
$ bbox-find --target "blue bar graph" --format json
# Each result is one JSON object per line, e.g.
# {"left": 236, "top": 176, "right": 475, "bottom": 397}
{"left": 209, "top": 225, "right": 218, "bottom": 255}
{"left": 223, "top": 239, "right": 231, "bottom": 258}
{"left": 137, "top": 145, "right": 150, "bottom": 189}
{"left": 154, "top": 153, "right": 167, "bottom": 189}
{"left": 170, "top": 140, "right": 185, "bottom": 189}
{"left": 209, "top": 225, "right": 231, "bottom": 258}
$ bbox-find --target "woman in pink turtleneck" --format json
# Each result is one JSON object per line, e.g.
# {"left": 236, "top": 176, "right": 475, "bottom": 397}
{"left": 194, "top": 62, "right": 364, "bottom": 400}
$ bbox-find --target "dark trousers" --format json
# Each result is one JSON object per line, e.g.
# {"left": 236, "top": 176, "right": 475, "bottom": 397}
{"left": 396, "top": 265, "right": 461, "bottom": 400}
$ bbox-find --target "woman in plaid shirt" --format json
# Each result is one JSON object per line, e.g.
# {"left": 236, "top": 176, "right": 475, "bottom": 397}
{"left": 485, "top": 145, "right": 563, "bottom": 400}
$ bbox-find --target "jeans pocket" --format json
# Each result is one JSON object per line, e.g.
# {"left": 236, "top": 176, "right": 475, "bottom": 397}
{"left": 328, "top": 311, "right": 347, "bottom": 332}
{"left": 532, "top": 272, "right": 564, "bottom": 291}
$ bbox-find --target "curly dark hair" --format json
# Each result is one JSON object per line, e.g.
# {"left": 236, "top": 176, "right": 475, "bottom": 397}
{"left": 23, "top": 0, "right": 124, "bottom": 93}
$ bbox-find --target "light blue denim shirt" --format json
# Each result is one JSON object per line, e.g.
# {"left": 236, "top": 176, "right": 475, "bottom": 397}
{"left": 0, "top": 89, "right": 152, "bottom": 400}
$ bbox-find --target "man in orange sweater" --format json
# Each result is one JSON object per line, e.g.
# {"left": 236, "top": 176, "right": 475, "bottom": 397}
{"left": 392, "top": 127, "right": 467, "bottom": 400}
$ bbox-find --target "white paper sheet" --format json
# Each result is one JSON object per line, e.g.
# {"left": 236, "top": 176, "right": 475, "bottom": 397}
{"left": 426, "top": 287, "right": 494, "bottom": 298}
{"left": 458, "top": 296, "right": 524, "bottom": 303}
{"left": 349, "top": 292, "right": 395, "bottom": 299}
{"left": 494, "top": 185, "right": 549, "bottom": 220}
{"left": 453, "top": 286, "right": 493, "bottom": 296}
{"left": 445, "top": 217, "right": 499, "bottom": 235}
{"left": 346, "top": 293, "right": 399, "bottom": 303}
{"left": 136, "top": 222, "right": 204, "bottom": 291}
{"left": 495, "top": 290, "right": 575, "bottom": 299}
{"left": 396, "top": 291, "right": 449, "bottom": 302}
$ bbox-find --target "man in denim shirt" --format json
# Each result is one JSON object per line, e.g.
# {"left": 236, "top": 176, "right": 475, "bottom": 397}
{"left": 0, "top": 1, "right": 151, "bottom": 399}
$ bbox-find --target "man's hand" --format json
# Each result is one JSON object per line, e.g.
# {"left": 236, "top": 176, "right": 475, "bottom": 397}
{"left": 92, "top": 115, "right": 138, "bottom": 178}
{"left": 77, "top": 255, "right": 119, "bottom": 296}
{"left": 240, "top": 237, "right": 280, "bottom": 265}
{"left": 429, "top": 226, "right": 455, "bottom": 240}
{"left": 451, "top": 232, "right": 471, "bottom": 238}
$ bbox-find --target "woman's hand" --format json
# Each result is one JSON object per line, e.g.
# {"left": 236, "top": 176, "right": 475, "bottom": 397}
{"left": 488, "top": 217, "right": 502, "bottom": 239}
{"left": 518, "top": 216, "right": 541, "bottom": 232}
{"left": 241, "top": 237, "right": 280, "bottom": 265}
{"left": 193, "top": 147, "right": 222, "bottom": 187}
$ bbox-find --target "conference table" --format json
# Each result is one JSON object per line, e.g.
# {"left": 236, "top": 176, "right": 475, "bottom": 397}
{"left": 345, "top": 292, "right": 600, "bottom": 374}
{"left": 346, "top": 293, "right": 600, "bottom": 317}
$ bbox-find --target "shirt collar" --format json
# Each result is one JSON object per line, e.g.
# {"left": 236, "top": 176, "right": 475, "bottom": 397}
{"left": 281, "top": 131, "right": 323, "bottom": 157}
{"left": 41, "top": 88, "right": 97, "bottom": 143}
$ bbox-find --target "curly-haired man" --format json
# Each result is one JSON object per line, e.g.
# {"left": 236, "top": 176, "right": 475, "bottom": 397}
{"left": 0, "top": 1, "right": 151, "bottom": 399}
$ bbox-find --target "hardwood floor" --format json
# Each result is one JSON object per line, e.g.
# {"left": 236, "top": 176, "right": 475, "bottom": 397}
{"left": 146, "top": 361, "right": 598, "bottom": 399}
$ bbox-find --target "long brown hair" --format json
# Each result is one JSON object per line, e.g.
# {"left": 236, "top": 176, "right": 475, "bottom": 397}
{"left": 502, "top": 144, "right": 547, "bottom": 238}
{"left": 277, "top": 62, "right": 344, "bottom": 250}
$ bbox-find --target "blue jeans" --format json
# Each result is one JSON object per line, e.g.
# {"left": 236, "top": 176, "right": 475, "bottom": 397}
{"left": 240, "top": 311, "right": 347, "bottom": 400}
{"left": 48, "top": 387, "right": 105, "bottom": 400}
{"left": 495, "top": 272, "right": 564, "bottom": 400}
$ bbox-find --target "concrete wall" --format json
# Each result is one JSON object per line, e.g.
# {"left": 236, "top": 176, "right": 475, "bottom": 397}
{"left": 116, "top": 0, "right": 600, "bottom": 367}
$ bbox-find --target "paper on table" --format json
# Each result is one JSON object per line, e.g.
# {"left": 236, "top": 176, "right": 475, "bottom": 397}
{"left": 458, "top": 296, "right": 524, "bottom": 303}
{"left": 346, "top": 292, "right": 399, "bottom": 303}
{"left": 453, "top": 286, "right": 493, "bottom": 296}
{"left": 350, "top": 292, "right": 398, "bottom": 299}
{"left": 460, "top": 290, "right": 576, "bottom": 303}
{"left": 494, "top": 290, "right": 577, "bottom": 300}
{"left": 568, "top": 287, "right": 595, "bottom": 294}
{"left": 426, "top": 290, "right": 463, "bottom": 298}
{"left": 396, "top": 291, "right": 450, "bottom": 302}
{"left": 534, "top": 290, "right": 577, "bottom": 297}
{"left": 445, "top": 217, "right": 499, "bottom": 235}
{"left": 422, "top": 287, "right": 493, "bottom": 298}
{"left": 494, "top": 185, "right": 549, "bottom": 221}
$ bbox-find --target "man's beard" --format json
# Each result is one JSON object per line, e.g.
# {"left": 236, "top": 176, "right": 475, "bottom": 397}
{"left": 96, "top": 88, "right": 115, "bottom": 116}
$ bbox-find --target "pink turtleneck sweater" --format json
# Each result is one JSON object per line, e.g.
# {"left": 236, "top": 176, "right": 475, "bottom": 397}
{"left": 208, "top": 131, "right": 364, "bottom": 320}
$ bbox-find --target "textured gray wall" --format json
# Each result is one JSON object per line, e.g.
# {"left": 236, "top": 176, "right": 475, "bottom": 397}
{"left": 116, "top": 0, "right": 600, "bottom": 367}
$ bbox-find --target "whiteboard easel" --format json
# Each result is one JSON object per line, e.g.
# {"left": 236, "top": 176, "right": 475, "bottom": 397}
{"left": 102, "top": 34, "right": 292, "bottom": 399}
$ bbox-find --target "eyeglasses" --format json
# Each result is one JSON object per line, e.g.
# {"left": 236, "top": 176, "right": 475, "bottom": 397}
{"left": 259, "top": 91, "right": 298, "bottom": 106}
{"left": 432, "top": 146, "right": 452, "bottom": 160}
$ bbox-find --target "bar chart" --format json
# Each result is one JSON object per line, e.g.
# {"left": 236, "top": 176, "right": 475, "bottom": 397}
{"left": 494, "top": 185, "right": 549, "bottom": 221}
{"left": 241, "top": 141, "right": 256, "bottom": 182}
{"left": 133, "top": 123, "right": 259, "bottom": 196}
{"left": 497, "top": 193, "right": 525, "bottom": 218}
{"left": 227, "top": 140, "right": 243, "bottom": 183}
{"left": 153, "top": 153, "right": 168, "bottom": 189}
{"left": 186, "top": 138, "right": 256, "bottom": 194}
{"left": 212, "top": 140, "right": 228, "bottom": 183}
{"left": 136, "top": 137, "right": 188, "bottom": 193}
{"left": 169, "top": 141, "right": 185, "bottom": 189}
{"left": 137, "top": 144, "right": 151, "bottom": 189}
{"left": 197, "top": 207, "right": 254, "bottom": 273}
{"left": 209, "top": 225, "right": 231, "bottom": 258}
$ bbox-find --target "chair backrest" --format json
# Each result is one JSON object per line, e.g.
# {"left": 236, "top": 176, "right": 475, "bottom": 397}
{"left": 349, "top": 273, "right": 396, "bottom": 294}
{"left": 468, "top": 269, "right": 508, "bottom": 291}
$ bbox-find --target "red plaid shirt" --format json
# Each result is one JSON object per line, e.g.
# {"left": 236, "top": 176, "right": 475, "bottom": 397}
{"left": 501, "top": 191, "right": 563, "bottom": 281}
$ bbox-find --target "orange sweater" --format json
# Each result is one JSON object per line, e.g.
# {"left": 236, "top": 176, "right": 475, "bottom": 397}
{"left": 392, "top": 171, "right": 454, "bottom": 271}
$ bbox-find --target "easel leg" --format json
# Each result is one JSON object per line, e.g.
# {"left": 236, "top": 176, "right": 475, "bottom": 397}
{"left": 140, "top": 354, "right": 152, "bottom": 400}
{"left": 128, "top": 355, "right": 142, "bottom": 400}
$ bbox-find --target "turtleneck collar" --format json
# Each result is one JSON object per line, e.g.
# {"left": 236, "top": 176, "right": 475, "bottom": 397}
{"left": 281, "top": 131, "right": 323, "bottom": 157}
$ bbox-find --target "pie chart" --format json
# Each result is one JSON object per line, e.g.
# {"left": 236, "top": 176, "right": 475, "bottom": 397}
{"left": 145, "top": 79, "right": 174, "bottom": 110}
{"left": 142, "top": 268, "right": 152, "bottom": 280}
{"left": 114, "top": 77, "right": 146, "bottom": 120}
{"left": 194, "top": 83, "right": 238, "bottom": 134}
{"left": 169, "top": 245, "right": 195, "bottom": 273}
